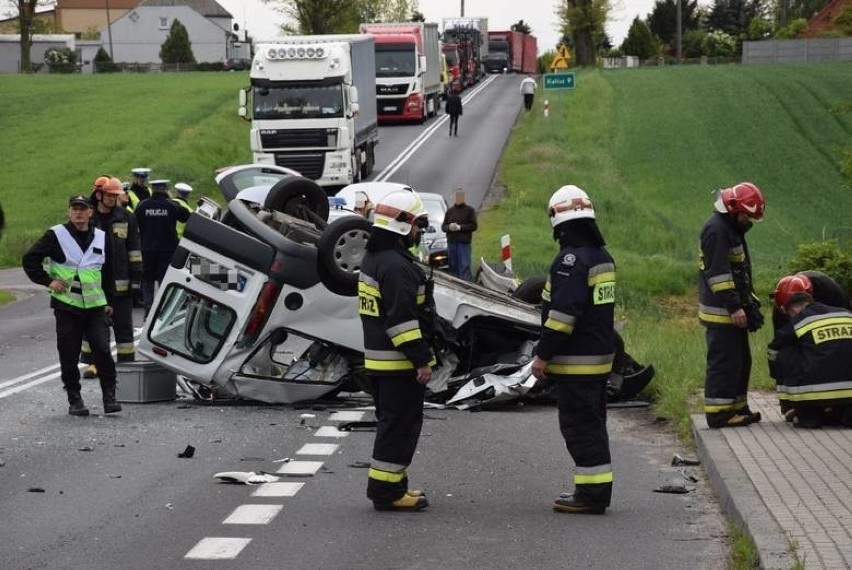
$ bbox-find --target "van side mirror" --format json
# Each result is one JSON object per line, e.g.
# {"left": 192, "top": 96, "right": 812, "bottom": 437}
{"left": 419, "top": 54, "right": 427, "bottom": 76}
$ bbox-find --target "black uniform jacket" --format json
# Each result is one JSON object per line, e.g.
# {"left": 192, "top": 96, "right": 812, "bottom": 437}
{"left": 699, "top": 212, "right": 755, "bottom": 328}
{"left": 93, "top": 205, "right": 142, "bottom": 296}
{"left": 134, "top": 193, "right": 191, "bottom": 253}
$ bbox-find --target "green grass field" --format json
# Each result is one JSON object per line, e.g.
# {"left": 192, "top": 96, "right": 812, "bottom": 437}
{"left": 1, "top": 66, "right": 850, "bottom": 438}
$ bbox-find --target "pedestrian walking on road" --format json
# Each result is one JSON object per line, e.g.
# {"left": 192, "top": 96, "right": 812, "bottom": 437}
{"left": 135, "top": 180, "right": 190, "bottom": 316}
{"left": 520, "top": 74, "right": 537, "bottom": 111}
{"left": 359, "top": 190, "right": 435, "bottom": 512}
{"left": 445, "top": 86, "right": 463, "bottom": 137}
{"left": 531, "top": 185, "right": 616, "bottom": 515}
{"left": 22, "top": 194, "right": 121, "bottom": 416}
{"left": 699, "top": 182, "right": 766, "bottom": 429}
{"left": 82, "top": 176, "right": 142, "bottom": 378}
{"left": 441, "top": 188, "right": 477, "bottom": 281}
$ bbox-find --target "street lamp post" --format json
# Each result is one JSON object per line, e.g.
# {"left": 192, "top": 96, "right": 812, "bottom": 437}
{"left": 105, "top": 0, "right": 114, "bottom": 59}
{"left": 676, "top": 0, "right": 682, "bottom": 62}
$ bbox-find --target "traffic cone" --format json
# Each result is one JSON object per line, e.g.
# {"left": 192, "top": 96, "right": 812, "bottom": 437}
{"left": 543, "top": 99, "right": 550, "bottom": 118}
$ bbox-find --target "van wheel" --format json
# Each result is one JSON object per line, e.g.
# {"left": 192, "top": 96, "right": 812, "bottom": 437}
{"left": 317, "top": 216, "right": 373, "bottom": 296}
{"left": 512, "top": 275, "right": 547, "bottom": 305}
{"left": 264, "top": 176, "right": 329, "bottom": 222}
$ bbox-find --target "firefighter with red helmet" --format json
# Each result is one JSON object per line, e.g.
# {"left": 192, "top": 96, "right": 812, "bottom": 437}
{"left": 771, "top": 271, "right": 850, "bottom": 330}
{"left": 531, "top": 185, "right": 616, "bottom": 515}
{"left": 359, "top": 190, "right": 435, "bottom": 512}
{"left": 767, "top": 280, "right": 852, "bottom": 428}
{"left": 699, "top": 182, "right": 766, "bottom": 428}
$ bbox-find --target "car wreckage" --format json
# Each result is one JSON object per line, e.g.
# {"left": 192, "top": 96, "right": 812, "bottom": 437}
{"left": 137, "top": 165, "right": 654, "bottom": 409}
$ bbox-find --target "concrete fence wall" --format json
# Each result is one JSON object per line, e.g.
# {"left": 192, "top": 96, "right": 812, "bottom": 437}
{"left": 743, "top": 38, "right": 852, "bottom": 64}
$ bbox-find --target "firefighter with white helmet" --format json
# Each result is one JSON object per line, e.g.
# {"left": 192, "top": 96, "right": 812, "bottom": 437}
{"left": 699, "top": 182, "right": 766, "bottom": 428}
{"left": 359, "top": 189, "right": 435, "bottom": 512}
{"left": 531, "top": 185, "right": 616, "bottom": 515}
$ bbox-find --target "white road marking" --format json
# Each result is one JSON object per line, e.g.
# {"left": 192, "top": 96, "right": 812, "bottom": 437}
{"left": 296, "top": 443, "right": 339, "bottom": 456}
{"left": 276, "top": 460, "right": 323, "bottom": 475}
{"left": 222, "top": 504, "right": 283, "bottom": 525}
{"left": 184, "top": 537, "right": 252, "bottom": 559}
{"left": 250, "top": 482, "right": 305, "bottom": 497}
{"left": 328, "top": 411, "right": 365, "bottom": 422}
{"left": 0, "top": 371, "right": 60, "bottom": 399}
{"left": 314, "top": 426, "right": 349, "bottom": 438}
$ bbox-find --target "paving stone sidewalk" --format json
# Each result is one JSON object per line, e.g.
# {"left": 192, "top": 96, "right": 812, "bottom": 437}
{"left": 693, "top": 391, "right": 852, "bottom": 569}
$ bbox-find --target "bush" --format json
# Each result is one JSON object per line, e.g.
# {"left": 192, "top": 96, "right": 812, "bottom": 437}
{"left": 44, "top": 47, "right": 78, "bottom": 74}
{"left": 701, "top": 30, "right": 736, "bottom": 58}
{"left": 93, "top": 47, "right": 119, "bottom": 73}
{"left": 787, "top": 239, "right": 852, "bottom": 295}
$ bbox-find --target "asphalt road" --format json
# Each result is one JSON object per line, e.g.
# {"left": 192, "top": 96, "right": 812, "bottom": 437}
{"left": 0, "top": 74, "right": 728, "bottom": 569}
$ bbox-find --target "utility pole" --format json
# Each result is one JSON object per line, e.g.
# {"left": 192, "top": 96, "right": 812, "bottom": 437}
{"left": 676, "top": 0, "right": 682, "bottom": 63}
{"left": 105, "top": 0, "right": 114, "bottom": 59}
{"left": 461, "top": 0, "right": 465, "bottom": 17}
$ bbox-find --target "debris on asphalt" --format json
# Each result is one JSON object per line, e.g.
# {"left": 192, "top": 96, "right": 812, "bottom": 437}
{"left": 214, "top": 471, "right": 281, "bottom": 484}
{"left": 671, "top": 453, "right": 701, "bottom": 466}
{"left": 27, "top": 487, "right": 46, "bottom": 493}
{"left": 272, "top": 457, "right": 291, "bottom": 464}
{"left": 337, "top": 420, "right": 378, "bottom": 432}
{"left": 653, "top": 484, "right": 693, "bottom": 494}
{"left": 680, "top": 469, "right": 699, "bottom": 483}
{"left": 109, "top": 474, "right": 122, "bottom": 479}
{"left": 78, "top": 446, "right": 94, "bottom": 452}
{"left": 348, "top": 461, "right": 371, "bottom": 469}
{"left": 239, "top": 457, "right": 266, "bottom": 462}
{"left": 177, "top": 445, "right": 195, "bottom": 458}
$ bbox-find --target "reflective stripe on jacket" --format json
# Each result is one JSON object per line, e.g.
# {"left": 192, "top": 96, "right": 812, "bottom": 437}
{"left": 94, "top": 206, "right": 142, "bottom": 295}
{"left": 48, "top": 224, "right": 107, "bottom": 309}
{"left": 698, "top": 213, "right": 754, "bottom": 328}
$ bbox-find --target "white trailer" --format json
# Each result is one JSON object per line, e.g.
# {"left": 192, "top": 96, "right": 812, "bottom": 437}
{"left": 239, "top": 35, "right": 379, "bottom": 191}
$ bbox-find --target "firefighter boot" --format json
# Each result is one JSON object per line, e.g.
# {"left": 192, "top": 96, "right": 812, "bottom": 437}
{"left": 553, "top": 494, "right": 606, "bottom": 515}
{"left": 83, "top": 364, "right": 98, "bottom": 379}
{"left": 373, "top": 494, "right": 429, "bottom": 512}
{"left": 101, "top": 382, "right": 122, "bottom": 414}
{"left": 406, "top": 489, "right": 426, "bottom": 498}
{"left": 67, "top": 391, "right": 90, "bottom": 417}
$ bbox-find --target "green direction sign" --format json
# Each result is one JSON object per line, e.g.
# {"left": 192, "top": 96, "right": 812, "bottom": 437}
{"left": 543, "top": 72, "right": 576, "bottom": 90}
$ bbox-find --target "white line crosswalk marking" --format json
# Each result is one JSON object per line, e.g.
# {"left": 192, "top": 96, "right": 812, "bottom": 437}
{"left": 328, "top": 410, "right": 366, "bottom": 422}
{"left": 314, "top": 425, "right": 348, "bottom": 438}
{"left": 296, "top": 443, "right": 339, "bottom": 455}
{"left": 222, "top": 504, "right": 283, "bottom": 525}
{"left": 276, "top": 461, "right": 323, "bottom": 475}
{"left": 185, "top": 537, "right": 252, "bottom": 559}
{"left": 250, "top": 481, "right": 305, "bottom": 497}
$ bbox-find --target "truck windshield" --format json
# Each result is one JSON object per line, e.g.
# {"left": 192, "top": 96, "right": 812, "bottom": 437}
{"left": 375, "top": 45, "right": 416, "bottom": 78}
{"left": 253, "top": 84, "right": 344, "bottom": 120}
{"left": 443, "top": 50, "right": 459, "bottom": 65}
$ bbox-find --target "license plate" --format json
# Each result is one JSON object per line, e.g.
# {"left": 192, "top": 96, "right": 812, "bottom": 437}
{"left": 383, "top": 106, "right": 396, "bottom": 112}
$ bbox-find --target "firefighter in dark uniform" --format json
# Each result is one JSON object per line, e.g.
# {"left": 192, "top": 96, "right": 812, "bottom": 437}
{"left": 82, "top": 176, "right": 142, "bottom": 377}
{"left": 699, "top": 182, "right": 766, "bottom": 428}
{"left": 126, "top": 167, "right": 151, "bottom": 212}
{"left": 767, "top": 288, "right": 852, "bottom": 428}
{"left": 134, "top": 179, "right": 190, "bottom": 316}
{"left": 531, "top": 185, "right": 616, "bottom": 515}
{"left": 359, "top": 190, "right": 435, "bottom": 512}
{"left": 771, "top": 270, "right": 850, "bottom": 331}
{"left": 22, "top": 194, "right": 121, "bottom": 416}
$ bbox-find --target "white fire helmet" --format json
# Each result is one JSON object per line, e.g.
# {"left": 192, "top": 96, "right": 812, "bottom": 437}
{"left": 548, "top": 185, "right": 595, "bottom": 228}
{"left": 372, "top": 190, "right": 428, "bottom": 235}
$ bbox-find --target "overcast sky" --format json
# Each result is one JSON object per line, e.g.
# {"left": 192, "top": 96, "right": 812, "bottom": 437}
{"left": 218, "top": 0, "right": 664, "bottom": 50}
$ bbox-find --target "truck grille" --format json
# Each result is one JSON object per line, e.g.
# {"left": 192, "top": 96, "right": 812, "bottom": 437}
{"left": 260, "top": 129, "right": 329, "bottom": 148}
{"left": 377, "top": 84, "right": 409, "bottom": 96}
{"left": 274, "top": 152, "right": 325, "bottom": 180}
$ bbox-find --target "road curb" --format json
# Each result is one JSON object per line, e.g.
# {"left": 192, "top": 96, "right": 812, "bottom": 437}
{"left": 691, "top": 414, "right": 796, "bottom": 570}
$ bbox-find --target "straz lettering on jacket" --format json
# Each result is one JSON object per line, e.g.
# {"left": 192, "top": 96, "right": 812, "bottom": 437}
{"left": 810, "top": 323, "right": 852, "bottom": 344}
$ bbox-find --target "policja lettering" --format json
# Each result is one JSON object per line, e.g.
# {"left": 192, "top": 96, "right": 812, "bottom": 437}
{"left": 144, "top": 208, "right": 170, "bottom": 217}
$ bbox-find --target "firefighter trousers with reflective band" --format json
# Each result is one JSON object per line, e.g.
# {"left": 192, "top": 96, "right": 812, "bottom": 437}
{"left": 56, "top": 307, "right": 116, "bottom": 395}
{"left": 704, "top": 327, "right": 751, "bottom": 424}
{"left": 81, "top": 295, "right": 135, "bottom": 363}
{"left": 556, "top": 375, "right": 613, "bottom": 506}
{"left": 367, "top": 373, "right": 426, "bottom": 504}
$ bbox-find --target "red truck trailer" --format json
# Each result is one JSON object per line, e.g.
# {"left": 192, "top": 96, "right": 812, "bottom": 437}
{"left": 521, "top": 34, "right": 538, "bottom": 74}
{"left": 485, "top": 30, "right": 537, "bottom": 74}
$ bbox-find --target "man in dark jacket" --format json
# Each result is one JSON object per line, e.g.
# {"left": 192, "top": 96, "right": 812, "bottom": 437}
{"left": 135, "top": 179, "right": 190, "bottom": 316}
{"left": 441, "top": 188, "right": 477, "bottom": 281}
{"left": 82, "top": 176, "right": 142, "bottom": 377}
{"left": 531, "top": 184, "right": 616, "bottom": 515}
{"left": 359, "top": 189, "right": 435, "bottom": 512}
{"left": 445, "top": 86, "right": 462, "bottom": 136}
{"left": 698, "top": 182, "right": 766, "bottom": 428}
{"left": 22, "top": 194, "right": 121, "bottom": 416}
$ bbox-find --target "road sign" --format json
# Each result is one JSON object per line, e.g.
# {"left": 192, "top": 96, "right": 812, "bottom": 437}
{"left": 550, "top": 45, "right": 572, "bottom": 71}
{"left": 543, "top": 72, "right": 576, "bottom": 90}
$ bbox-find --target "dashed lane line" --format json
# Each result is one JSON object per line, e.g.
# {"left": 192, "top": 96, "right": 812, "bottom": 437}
{"left": 250, "top": 481, "right": 306, "bottom": 497}
{"left": 328, "top": 410, "right": 368, "bottom": 422}
{"left": 296, "top": 443, "right": 339, "bottom": 456}
{"left": 184, "top": 537, "right": 252, "bottom": 560}
{"left": 314, "top": 425, "right": 349, "bottom": 438}
{"left": 276, "top": 460, "right": 324, "bottom": 475}
{"left": 222, "top": 504, "right": 284, "bottom": 525}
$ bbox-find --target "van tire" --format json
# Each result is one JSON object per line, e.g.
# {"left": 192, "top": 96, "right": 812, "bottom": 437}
{"left": 264, "top": 177, "right": 329, "bottom": 222}
{"left": 317, "top": 216, "right": 373, "bottom": 296}
{"left": 512, "top": 275, "right": 547, "bottom": 305}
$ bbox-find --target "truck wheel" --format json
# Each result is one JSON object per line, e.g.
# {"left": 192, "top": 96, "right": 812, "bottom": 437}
{"left": 264, "top": 177, "right": 330, "bottom": 222}
{"left": 316, "top": 216, "right": 372, "bottom": 296}
{"left": 512, "top": 275, "right": 547, "bottom": 305}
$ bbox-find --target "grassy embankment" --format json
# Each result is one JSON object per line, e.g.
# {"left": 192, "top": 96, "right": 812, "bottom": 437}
{"left": 477, "top": 63, "right": 852, "bottom": 440}
{"left": 1, "top": 67, "right": 850, "bottom": 440}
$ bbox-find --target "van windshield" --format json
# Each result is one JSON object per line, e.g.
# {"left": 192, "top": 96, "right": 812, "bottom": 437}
{"left": 148, "top": 285, "right": 235, "bottom": 363}
{"left": 253, "top": 84, "right": 345, "bottom": 120}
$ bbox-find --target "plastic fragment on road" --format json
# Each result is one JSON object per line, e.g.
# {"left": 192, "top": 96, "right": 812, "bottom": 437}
{"left": 214, "top": 471, "right": 281, "bottom": 484}
{"left": 177, "top": 445, "right": 195, "bottom": 458}
{"left": 653, "top": 484, "right": 692, "bottom": 494}
{"left": 671, "top": 453, "right": 700, "bottom": 466}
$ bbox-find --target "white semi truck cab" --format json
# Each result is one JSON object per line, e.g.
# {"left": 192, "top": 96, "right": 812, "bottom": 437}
{"left": 239, "top": 35, "right": 379, "bottom": 192}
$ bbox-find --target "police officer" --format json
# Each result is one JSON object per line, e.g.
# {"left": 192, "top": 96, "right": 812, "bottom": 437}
{"left": 699, "top": 182, "right": 766, "bottom": 428}
{"left": 172, "top": 182, "right": 194, "bottom": 239}
{"left": 531, "top": 185, "right": 616, "bottom": 515}
{"left": 135, "top": 179, "right": 190, "bottom": 316}
{"left": 82, "top": 176, "right": 142, "bottom": 377}
{"left": 359, "top": 190, "right": 435, "bottom": 512}
{"left": 22, "top": 194, "right": 121, "bottom": 416}
{"left": 767, "top": 288, "right": 852, "bottom": 428}
{"left": 127, "top": 167, "right": 152, "bottom": 211}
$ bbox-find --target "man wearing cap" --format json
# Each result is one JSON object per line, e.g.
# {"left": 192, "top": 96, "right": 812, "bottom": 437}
{"left": 135, "top": 179, "right": 191, "bottom": 316}
{"left": 22, "top": 194, "right": 121, "bottom": 416}
{"left": 127, "top": 168, "right": 152, "bottom": 211}
{"left": 81, "top": 176, "right": 142, "bottom": 377}
{"left": 172, "top": 182, "right": 194, "bottom": 238}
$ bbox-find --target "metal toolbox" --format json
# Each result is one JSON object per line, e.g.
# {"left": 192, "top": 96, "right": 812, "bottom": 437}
{"left": 115, "top": 360, "right": 177, "bottom": 403}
